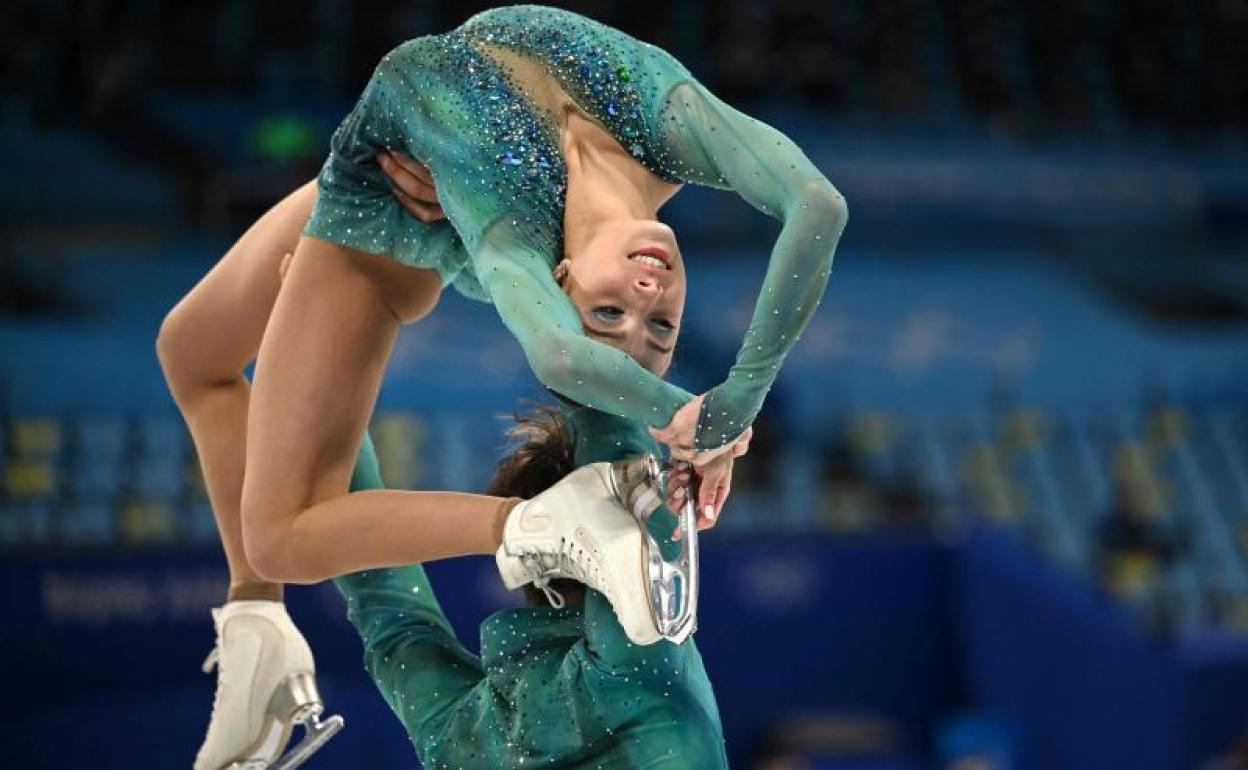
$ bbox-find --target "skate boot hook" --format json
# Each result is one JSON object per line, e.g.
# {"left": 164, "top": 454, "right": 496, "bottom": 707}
{"left": 609, "top": 454, "right": 699, "bottom": 645}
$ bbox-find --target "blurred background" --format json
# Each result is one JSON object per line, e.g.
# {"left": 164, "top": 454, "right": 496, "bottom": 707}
{"left": 2, "top": 1, "right": 1246, "bottom": 768}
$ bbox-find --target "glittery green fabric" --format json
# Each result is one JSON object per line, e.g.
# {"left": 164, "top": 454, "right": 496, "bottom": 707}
{"left": 334, "top": 425, "right": 728, "bottom": 769}
{"left": 305, "top": 3, "right": 847, "bottom": 450}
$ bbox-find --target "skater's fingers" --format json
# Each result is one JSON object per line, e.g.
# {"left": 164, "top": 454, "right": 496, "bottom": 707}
{"left": 669, "top": 466, "right": 695, "bottom": 540}
{"left": 667, "top": 467, "right": 691, "bottom": 493}
{"left": 379, "top": 150, "right": 437, "bottom": 197}
{"left": 713, "top": 461, "right": 733, "bottom": 523}
{"left": 378, "top": 152, "right": 439, "bottom": 205}
{"left": 697, "top": 458, "right": 735, "bottom": 530}
{"left": 392, "top": 186, "right": 446, "bottom": 223}
{"left": 695, "top": 462, "right": 727, "bottom": 527}
{"left": 387, "top": 150, "right": 436, "bottom": 187}
{"left": 666, "top": 470, "right": 693, "bottom": 514}
{"left": 666, "top": 480, "right": 689, "bottom": 515}
{"left": 695, "top": 462, "right": 723, "bottom": 508}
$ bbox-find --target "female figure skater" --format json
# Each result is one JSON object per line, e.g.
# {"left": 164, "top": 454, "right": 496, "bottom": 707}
{"left": 338, "top": 405, "right": 730, "bottom": 769}
{"left": 157, "top": 5, "right": 844, "bottom": 768}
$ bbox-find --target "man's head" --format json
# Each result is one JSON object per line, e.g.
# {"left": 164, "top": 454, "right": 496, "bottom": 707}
{"left": 557, "top": 218, "right": 686, "bottom": 377}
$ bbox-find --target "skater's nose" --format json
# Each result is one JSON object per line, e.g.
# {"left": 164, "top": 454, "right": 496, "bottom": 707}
{"left": 632, "top": 277, "right": 660, "bottom": 296}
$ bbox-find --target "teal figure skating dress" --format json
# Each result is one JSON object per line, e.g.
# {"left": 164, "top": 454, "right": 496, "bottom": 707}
{"left": 304, "top": 4, "right": 847, "bottom": 451}
{"left": 335, "top": 411, "right": 728, "bottom": 769}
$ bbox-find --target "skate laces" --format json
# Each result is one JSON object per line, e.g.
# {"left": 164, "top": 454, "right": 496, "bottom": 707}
{"left": 195, "top": 642, "right": 225, "bottom": 766}
{"left": 532, "top": 575, "right": 566, "bottom": 609}
{"left": 519, "top": 536, "right": 600, "bottom": 608}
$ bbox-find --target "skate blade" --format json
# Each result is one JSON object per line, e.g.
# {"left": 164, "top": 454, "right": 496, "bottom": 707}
{"left": 611, "top": 455, "right": 700, "bottom": 645}
{"left": 252, "top": 671, "right": 344, "bottom": 770}
{"left": 268, "top": 712, "right": 344, "bottom": 770}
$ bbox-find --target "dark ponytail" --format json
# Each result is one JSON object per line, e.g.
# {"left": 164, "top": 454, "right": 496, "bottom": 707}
{"left": 484, "top": 405, "right": 587, "bottom": 607}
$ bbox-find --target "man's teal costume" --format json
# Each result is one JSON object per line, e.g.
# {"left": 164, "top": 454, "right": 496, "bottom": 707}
{"left": 337, "top": 407, "right": 728, "bottom": 769}
{"left": 319, "top": 5, "right": 850, "bottom": 764}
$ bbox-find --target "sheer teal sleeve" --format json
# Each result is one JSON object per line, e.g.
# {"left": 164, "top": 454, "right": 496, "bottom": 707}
{"left": 475, "top": 219, "right": 694, "bottom": 426}
{"left": 659, "top": 79, "right": 848, "bottom": 450}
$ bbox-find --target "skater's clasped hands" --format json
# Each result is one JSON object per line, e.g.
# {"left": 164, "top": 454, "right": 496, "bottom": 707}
{"left": 657, "top": 396, "right": 752, "bottom": 535}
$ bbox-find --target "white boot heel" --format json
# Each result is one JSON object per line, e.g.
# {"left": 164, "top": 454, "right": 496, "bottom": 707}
{"left": 267, "top": 672, "right": 344, "bottom": 770}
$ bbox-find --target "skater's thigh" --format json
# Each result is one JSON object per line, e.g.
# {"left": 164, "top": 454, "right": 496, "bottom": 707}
{"left": 242, "top": 236, "right": 440, "bottom": 522}
{"left": 162, "top": 180, "right": 318, "bottom": 380}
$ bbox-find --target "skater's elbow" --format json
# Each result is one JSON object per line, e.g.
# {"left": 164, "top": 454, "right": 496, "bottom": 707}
{"left": 798, "top": 179, "right": 848, "bottom": 234}
{"left": 525, "top": 333, "right": 584, "bottom": 394}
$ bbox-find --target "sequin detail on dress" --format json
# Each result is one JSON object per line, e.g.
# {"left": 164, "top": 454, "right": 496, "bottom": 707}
{"left": 304, "top": 4, "right": 847, "bottom": 449}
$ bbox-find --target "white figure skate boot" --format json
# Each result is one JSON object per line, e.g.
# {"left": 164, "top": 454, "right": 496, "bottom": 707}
{"left": 194, "top": 601, "right": 343, "bottom": 770}
{"left": 496, "top": 457, "right": 700, "bottom": 646}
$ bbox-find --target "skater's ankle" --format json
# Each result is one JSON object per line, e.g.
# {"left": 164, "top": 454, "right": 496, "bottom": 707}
{"left": 227, "top": 581, "right": 284, "bottom": 603}
{"left": 493, "top": 497, "right": 524, "bottom": 548}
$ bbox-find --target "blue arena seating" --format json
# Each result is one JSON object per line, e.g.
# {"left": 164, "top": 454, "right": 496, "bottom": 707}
{"left": 1, "top": 237, "right": 1246, "bottom": 770}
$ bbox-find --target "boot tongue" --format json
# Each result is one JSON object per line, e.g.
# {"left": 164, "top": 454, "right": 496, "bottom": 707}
{"left": 557, "top": 401, "right": 657, "bottom": 465}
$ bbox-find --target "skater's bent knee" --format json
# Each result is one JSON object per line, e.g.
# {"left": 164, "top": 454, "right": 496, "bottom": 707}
{"left": 157, "top": 303, "right": 244, "bottom": 403}
{"left": 157, "top": 305, "right": 210, "bottom": 391}
{"left": 157, "top": 307, "right": 200, "bottom": 398}
{"left": 155, "top": 305, "right": 189, "bottom": 371}
{"left": 243, "top": 525, "right": 299, "bottom": 584}
{"left": 242, "top": 512, "right": 321, "bottom": 585}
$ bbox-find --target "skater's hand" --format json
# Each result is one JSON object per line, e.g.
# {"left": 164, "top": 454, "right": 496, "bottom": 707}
{"left": 692, "top": 425, "right": 750, "bottom": 532}
{"left": 671, "top": 451, "right": 740, "bottom": 540}
{"left": 693, "top": 446, "right": 740, "bottom": 525}
{"left": 650, "top": 395, "right": 751, "bottom": 466}
{"left": 666, "top": 463, "right": 693, "bottom": 516}
{"left": 378, "top": 150, "right": 445, "bottom": 223}
{"left": 649, "top": 395, "right": 705, "bottom": 461}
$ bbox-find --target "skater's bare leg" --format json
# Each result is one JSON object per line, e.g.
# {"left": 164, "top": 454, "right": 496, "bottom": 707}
{"left": 157, "top": 181, "right": 318, "bottom": 602}
{"left": 240, "top": 237, "right": 514, "bottom": 585}
{"left": 155, "top": 181, "right": 343, "bottom": 770}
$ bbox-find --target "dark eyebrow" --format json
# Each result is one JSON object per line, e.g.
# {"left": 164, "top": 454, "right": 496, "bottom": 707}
{"left": 587, "top": 326, "right": 673, "bottom": 355}
{"left": 585, "top": 326, "right": 626, "bottom": 341}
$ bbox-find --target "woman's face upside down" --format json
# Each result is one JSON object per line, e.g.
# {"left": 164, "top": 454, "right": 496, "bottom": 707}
{"left": 556, "top": 218, "right": 687, "bottom": 378}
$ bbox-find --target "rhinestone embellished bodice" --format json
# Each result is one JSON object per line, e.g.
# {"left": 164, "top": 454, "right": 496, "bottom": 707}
{"left": 369, "top": 5, "right": 692, "bottom": 262}
{"left": 305, "top": 4, "right": 847, "bottom": 449}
